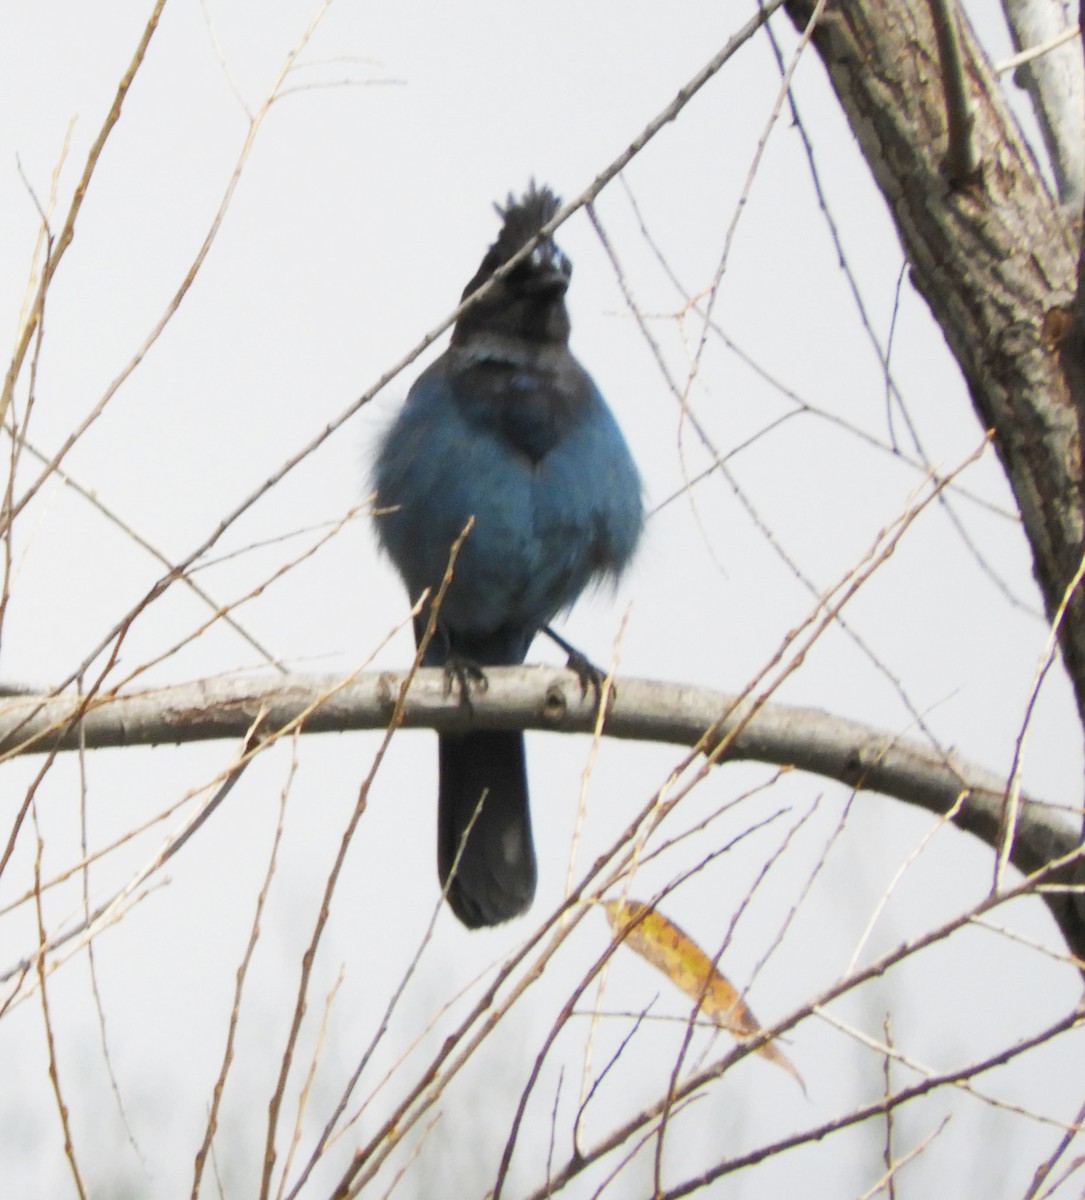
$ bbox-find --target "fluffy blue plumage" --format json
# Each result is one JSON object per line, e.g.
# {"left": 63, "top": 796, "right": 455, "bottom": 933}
{"left": 373, "top": 183, "right": 642, "bottom": 927}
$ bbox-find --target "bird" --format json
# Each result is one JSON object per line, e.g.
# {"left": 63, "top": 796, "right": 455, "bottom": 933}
{"left": 372, "top": 183, "right": 643, "bottom": 928}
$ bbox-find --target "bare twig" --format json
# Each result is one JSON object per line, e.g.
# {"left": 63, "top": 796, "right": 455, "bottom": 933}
{"left": 1000, "top": 1, "right": 1084, "bottom": 206}
{"left": 1021, "top": 1091, "right": 1085, "bottom": 1199}
{"left": 192, "top": 737, "right": 297, "bottom": 1199}
{"left": 2, "top": 0, "right": 168, "bottom": 424}
{"left": 259, "top": 525, "right": 468, "bottom": 1200}
{"left": 530, "top": 854, "right": 1085, "bottom": 1200}
{"left": 758, "top": 21, "right": 1030, "bottom": 609}
{"left": 2, "top": 727, "right": 261, "bottom": 1004}
{"left": 277, "top": 968, "right": 345, "bottom": 1200}
{"left": 996, "top": 24, "right": 1082, "bottom": 74}
{"left": 996, "top": 546, "right": 1085, "bottom": 891}
{"left": 33, "top": 813, "right": 87, "bottom": 1199}
{"left": 858, "top": 1114, "right": 951, "bottom": 1199}
{"left": 4, "top": 426, "right": 287, "bottom": 670}
{"left": 815, "top": 1004, "right": 1081, "bottom": 1133}
{"left": 6, "top": 1, "right": 337, "bottom": 531}
{"left": 882, "top": 1015, "right": 898, "bottom": 1200}
{"left": 77, "top": 677, "right": 148, "bottom": 1175}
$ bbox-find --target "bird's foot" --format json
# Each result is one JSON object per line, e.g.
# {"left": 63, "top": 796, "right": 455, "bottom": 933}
{"left": 442, "top": 654, "right": 488, "bottom": 710}
{"left": 541, "top": 625, "right": 611, "bottom": 708}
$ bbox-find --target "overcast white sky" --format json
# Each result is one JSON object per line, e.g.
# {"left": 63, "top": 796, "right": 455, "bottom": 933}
{"left": 1, "top": 3, "right": 1083, "bottom": 1197}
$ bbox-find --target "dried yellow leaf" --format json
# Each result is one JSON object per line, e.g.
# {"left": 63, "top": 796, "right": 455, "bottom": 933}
{"left": 602, "top": 898, "right": 804, "bottom": 1091}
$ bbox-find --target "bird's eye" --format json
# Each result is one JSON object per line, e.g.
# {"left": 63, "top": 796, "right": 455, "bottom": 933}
{"left": 526, "top": 243, "right": 572, "bottom": 279}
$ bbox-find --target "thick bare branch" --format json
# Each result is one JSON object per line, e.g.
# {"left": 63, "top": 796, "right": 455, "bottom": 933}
{"left": 2, "top": 669, "right": 1080, "bottom": 955}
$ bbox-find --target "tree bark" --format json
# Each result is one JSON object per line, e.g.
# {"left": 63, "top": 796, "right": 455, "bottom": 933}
{"left": 785, "top": 1, "right": 1085, "bottom": 745}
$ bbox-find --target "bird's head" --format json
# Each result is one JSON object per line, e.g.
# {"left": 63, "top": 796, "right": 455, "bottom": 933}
{"left": 452, "top": 183, "right": 573, "bottom": 348}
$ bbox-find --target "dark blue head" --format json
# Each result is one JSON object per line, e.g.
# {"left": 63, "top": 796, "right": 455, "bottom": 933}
{"left": 452, "top": 183, "right": 573, "bottom": 348}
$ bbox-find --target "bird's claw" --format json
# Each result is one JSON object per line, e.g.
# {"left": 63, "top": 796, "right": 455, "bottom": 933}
{"left": 564, "top": 647, "right": 613, "bottom": 708}
{"left": 540, "top": 624, "right": 614, "bottom": 707}
{"left": 443, "top": 654, "right": 488, "bottom": 710}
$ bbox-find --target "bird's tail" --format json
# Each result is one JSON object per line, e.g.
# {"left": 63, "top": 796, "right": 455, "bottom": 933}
{"left": 437, "top": 730, "right": 536, "bottom": 928}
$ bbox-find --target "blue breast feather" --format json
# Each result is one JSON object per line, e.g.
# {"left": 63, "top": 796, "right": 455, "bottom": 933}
{"left": 374, "top": 358, "right": 641, "bottom": 640}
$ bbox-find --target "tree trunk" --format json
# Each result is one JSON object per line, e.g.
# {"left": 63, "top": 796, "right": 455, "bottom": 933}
{"left": 786, "top": 2, "right": 1085, "bottom": 755}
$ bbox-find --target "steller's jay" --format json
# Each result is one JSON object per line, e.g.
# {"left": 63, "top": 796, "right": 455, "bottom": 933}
{"left": 372, "top": 184, "right": 642, "bottom": 928}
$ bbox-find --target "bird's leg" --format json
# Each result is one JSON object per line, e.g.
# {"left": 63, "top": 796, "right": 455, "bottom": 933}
{"left": 540, "top": 625, "right": 610, "bottom": 707}
{"left": 419, "top": 620, "right": 488, "bottom": 709}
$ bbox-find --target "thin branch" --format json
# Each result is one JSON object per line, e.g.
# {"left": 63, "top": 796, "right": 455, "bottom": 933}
{"left": 619, "top": 178, "right": 1022, "bottom": 529}
{"left": 1022, "top": 1093, "right": 1085, "bottom": 1199}
{"left": 657, "top": 1013, "right": 1077, "bottom": 1200}
{"left": 882, "top": 1015, "right": 898, "bottom": 1200}
{"left": 259, "top": 527, "right": 468, "bottom": 1200}
{"left": 857, "top": 1115, "right": 951, "bottom": 1200}
{"left": 191, "top": 737, "right": 296, "bottom": 1199}
{"left": 7, "top": 2, "right": 335, "bottom": 531}
{"left": 996, "top": 23, "right": 1082, "bottom": 74}
{"left": 525, "top": 855, "right": 1085, "bottom": 1200}
{"left": 596, "top": 186, "right": 1012, "bottom": 760}
{"left": 815, "top": 1003, "right": 1076, "bottom": 1133}
{"left": 1, "top": 0, "right": 168, "bottom": 425}
{"left": 4, "top": 425, "right": 287, "bottom": 670}
{"left": 2, "top": 732, "right": 260, "bottom": 1002}
{"left": 33, "top": 813, "right": 87, "bottom": 1199}
{"left": 929, "top": 0, "right": 979, "bottom": 182}
{"left": 77, "top": 679, "right": 148, "bottom": 1176}
{"left": 997, "top": 545, "right": 1085, "bottom": 889}
{"left": 758, "top": 19, "right": 1029, "bottom": 609}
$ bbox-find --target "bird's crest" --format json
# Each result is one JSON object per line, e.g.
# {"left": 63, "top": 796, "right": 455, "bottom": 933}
{"left": 488, "top": 183, "right": 562, "bottom": 265}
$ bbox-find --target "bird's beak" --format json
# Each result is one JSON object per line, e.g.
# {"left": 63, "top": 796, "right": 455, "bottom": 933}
{"left": 523, "top": 267, "right": 571, "bottom": 297}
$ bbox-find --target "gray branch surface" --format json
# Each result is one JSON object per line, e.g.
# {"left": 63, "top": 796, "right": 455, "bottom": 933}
{"left": 1003, "top": 0, "right": 1085, "bottom": 207}
{"left": 3, "top": 668, "right": 1081, "bottom": 955}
